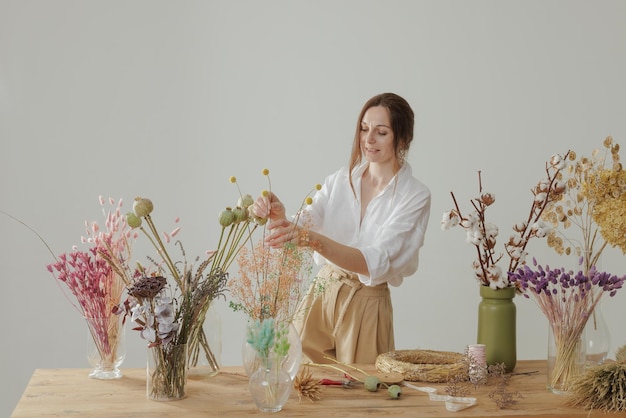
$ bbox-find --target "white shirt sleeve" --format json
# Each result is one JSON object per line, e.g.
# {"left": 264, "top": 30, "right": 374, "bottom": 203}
{"left": 303, "top": 162, "right": 431, "bottom": 287}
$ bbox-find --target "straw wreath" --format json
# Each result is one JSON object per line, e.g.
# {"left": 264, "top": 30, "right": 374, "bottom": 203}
{"left": 376, "top": 349, "right": 468, "bottom": 383}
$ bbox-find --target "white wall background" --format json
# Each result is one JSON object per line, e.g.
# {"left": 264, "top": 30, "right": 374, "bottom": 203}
{"left": 1, "top": 1, "right": 625, "bottom": 415}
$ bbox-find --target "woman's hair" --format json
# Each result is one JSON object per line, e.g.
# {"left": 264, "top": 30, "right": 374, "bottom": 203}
{"left": 348, "top": 93, "right": 415, "bottom": 194}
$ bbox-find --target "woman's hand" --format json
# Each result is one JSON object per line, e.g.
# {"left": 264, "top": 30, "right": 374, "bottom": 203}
{"left": 250, "top": 191, "right": 287, "bottom": 221}
{"left": 264, "top": 218, "right": 304, "bottom": 249}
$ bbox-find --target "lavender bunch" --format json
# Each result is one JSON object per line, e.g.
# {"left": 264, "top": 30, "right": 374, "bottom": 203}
{"left": 508, "top": 259, "right": 624, "bottom": 324}
{"left": 509, "top": 259, "right": 624, "bottom": 389}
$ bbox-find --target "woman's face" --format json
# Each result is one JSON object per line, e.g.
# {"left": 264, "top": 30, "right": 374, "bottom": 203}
{"left": 360, "top": 106, "right": 396, "bottom": 165}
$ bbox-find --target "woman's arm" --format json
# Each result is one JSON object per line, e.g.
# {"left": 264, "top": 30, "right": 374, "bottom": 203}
{"left": 263, "top": 218, "right": 369, "bottom": 275}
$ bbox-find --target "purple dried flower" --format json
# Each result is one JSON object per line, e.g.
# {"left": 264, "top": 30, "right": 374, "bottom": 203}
{"left": 508, "top": 262, "right": 625, "bottom": 336}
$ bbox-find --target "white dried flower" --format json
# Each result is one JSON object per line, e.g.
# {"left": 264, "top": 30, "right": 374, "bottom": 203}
{"left": 441, "top": 210, "right": 460, "bottom": 230}
{"left": 535, "top": 192, "right": 548, "bottom": 203}
{"left": 550, "top": 153, "right": 566, "bottom": 170}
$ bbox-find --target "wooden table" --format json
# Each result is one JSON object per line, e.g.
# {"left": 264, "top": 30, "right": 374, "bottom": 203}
{"left": 12, "top": 360, "right": 608, "bottom": 417}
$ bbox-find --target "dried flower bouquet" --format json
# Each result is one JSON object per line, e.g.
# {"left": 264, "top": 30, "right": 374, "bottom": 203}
{"left": 441, "top": 154, "right": 568, "bottom": 289}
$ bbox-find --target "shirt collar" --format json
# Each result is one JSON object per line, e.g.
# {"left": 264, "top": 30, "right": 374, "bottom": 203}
{"left": 351, "top": 161, "right": 412, "bottom": 191}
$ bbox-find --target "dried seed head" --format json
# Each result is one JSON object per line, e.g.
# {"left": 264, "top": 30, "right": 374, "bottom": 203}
{"left": 364, "top": 375, "right": 381, "bottom": 392}
{"left": 238, "top": 193, "right": 254, "bottom": 209}
{"left": 218, "top": 207, "right": 235, "bottom": 227}
{"left": 480, "top": 193, "right": 495, "bottom": 206}
{"left": 127, "top": 276, "right": 166, "bottom": 299}
{"left": 126, "top": 212, "right": 142, "bottom": 229}
{"left": 133, "top": 197, "right": 154, "bottom": 217}
{"left": 388, "top": 384, "right": 402, "bottom": 399}
{"left": 293, "top": 368, "right": 322, "bottom": 402}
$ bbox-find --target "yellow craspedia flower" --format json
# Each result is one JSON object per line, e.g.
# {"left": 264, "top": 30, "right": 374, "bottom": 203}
{"left": 262, "top": 189, "right": 269, "bottom": 197}
{"left": 305, "top": 197, "right": 313, "bottom": 205}
{"left": 229, "top": 176, "right": 237, "bottom": 183}
{"left": 262, "top": 168, "right": 270, "bottom": 176}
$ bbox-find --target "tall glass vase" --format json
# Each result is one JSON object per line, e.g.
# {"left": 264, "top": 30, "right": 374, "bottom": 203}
{"left": 584, "top": 296, "right": 611, "bottom": 366}
{"left": 85, "top": 314, "right": 125, "bottom": 379}
{"left": 147, "top": 343, "right": 188, "bottom": 401}
{"left": 476, "top": 285, "right": 516, "bottom": 372}
{"left": 581, "top": 252, "right": 611, "bottom": 366}
{"left": 547, "top": 324, "right": 586, "bottom": 394}
{"left": 188, "top": 302, "right": 222, "bottom": 379}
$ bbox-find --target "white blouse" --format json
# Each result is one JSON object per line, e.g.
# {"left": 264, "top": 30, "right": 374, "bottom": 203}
{"left": 303, "top": 161, "right": 431, "bottom": 287}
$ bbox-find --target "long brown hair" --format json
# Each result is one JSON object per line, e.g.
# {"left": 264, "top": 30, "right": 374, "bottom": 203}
{"left": 348, "top": 93, "right": 415, "bottom": 195}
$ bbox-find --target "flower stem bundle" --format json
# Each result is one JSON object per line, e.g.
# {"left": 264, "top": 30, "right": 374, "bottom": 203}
{"left": 228, "top": 169, "right": 319, "bottom": 324}
{"left": 441, "top": 154, "right": 568, "bottom": 289}
{"left": 46, "top": 197, "right": 134, "bottom": 369}
{"left": 509, "top": 259, "right": 624, "bottom": 390}
{"left": 543, "top": 136, "right": 626, "bottom": 267}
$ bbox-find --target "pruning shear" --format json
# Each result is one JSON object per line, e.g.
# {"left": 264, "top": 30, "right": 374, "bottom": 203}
{"left": 319, "top": 372, "right": 404, "bottom": 388}
{"left": 319, "top": 374, "right": 362, "bottom": 388}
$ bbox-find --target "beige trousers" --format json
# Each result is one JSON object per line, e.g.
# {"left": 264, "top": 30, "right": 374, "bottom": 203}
{"left": 292, "top": 264, "right": 394, "bottom": 364}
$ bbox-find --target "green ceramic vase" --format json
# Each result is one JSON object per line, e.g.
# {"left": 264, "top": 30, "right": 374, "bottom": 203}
{"left": 477, "top": 285, "right": 516, "bottom": 372}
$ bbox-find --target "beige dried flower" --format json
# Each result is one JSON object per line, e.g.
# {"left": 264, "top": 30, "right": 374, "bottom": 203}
{"left": 294, "top": 368, "right": 322, "bottom": 402}
{"left": 566, "top": 361, "right": 626, "bottom": 412}
{"left": 543, "top": 136, "right": 626, "bottom": 266}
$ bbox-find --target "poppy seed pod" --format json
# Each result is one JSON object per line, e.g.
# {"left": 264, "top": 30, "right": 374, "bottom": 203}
{"left": 133, "top": 197, "right": 154, "bottom": 217}
{"left": 387, "top": 384, "right": 402, "bottom": 399}
{"left": 238, "top": 194, "right": 254, "bottom": 209}
{"left": 232, "top": 206, "right": 247, "bottom": 223}
{"left": 126, "top": 212, "right": 142, "bottom": 229}
{"left": 219, "top": 207, "right": 235, "bottom": 227}
{"left": 364, "top": 376, "right": 380, "bottom": 392}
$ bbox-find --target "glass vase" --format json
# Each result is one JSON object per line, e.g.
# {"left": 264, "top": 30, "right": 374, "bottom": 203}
{"left": 584, "top": 299, "right": 610, "bottom": 365}
{"left": 85, "top": 314, "right": 125, "bottom": 379}
{"left": 249, "top": 355, "right": 293, "bottom": 413}
{"left": 147, "top": 343, "right": 188, "bottom": 401}
{"left": 188, "top": 302, "right": 222, "bottom": 379}
{"left": 547, "top": 324, "right": 586, "bottom": 394}
{"left": 582, "top": 252, "right": 611, "bottom": 365}
{"left": 242, "top": 321, "right": 302, "bottom": 380}
{"left": 476, "top": 285, "right": 517, "bottom": 372}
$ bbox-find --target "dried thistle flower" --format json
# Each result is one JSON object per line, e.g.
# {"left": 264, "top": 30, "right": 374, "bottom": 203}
{"left": 294, "top": 368, "right": 322, "bottom": 402}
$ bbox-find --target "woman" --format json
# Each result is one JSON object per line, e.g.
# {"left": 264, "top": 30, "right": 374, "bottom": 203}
{"left": 252, "top": 92, "right": 431, "bottom": 364}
